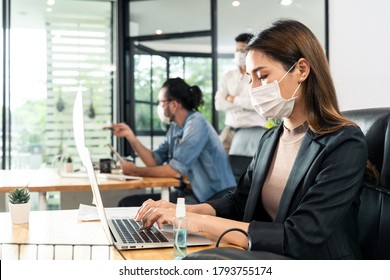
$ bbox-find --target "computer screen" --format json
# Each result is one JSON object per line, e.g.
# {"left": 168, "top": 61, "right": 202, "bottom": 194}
{"left": 72, "top": 86, "right": 88, "bottom": 167}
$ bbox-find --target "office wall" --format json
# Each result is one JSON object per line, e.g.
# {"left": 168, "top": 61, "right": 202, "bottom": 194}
{"left": 329, "top": 0, "right": 390, "bottom": 110}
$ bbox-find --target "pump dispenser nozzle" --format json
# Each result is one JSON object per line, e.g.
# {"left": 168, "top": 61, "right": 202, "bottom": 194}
{"left": 176, "top": 197, "right": 186, "bottom": 218}
{"left": 173, "top": 197, "right": 187, "bottom": 260}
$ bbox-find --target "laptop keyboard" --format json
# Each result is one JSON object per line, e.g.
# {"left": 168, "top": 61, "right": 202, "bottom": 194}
{"left": 111, "top": 218, "right": 169, "bottom": 244}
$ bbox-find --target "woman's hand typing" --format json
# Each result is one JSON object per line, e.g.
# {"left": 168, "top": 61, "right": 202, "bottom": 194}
{"left": 134, "top": 199, "right": 204, "bottom": 232}
{"left": 134, "top": 199, "right": 175, "bottom": 222}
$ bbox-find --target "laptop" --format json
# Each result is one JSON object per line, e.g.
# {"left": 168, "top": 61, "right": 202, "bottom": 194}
{"left": 73, "top": 88, "right": 212, "bottom": 250}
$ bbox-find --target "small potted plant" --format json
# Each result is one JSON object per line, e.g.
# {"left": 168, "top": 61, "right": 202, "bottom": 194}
{"left": 65, "top": 156, "right": 73, "bottom": 173}
{"left": 8, "top": 188, "right": 31, "bottom": 224}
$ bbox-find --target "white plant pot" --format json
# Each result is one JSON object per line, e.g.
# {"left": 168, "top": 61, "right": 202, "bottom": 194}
{"left": 9, "top": 201, "right": 31, "bottom": 224}
{"left": 65, "top": 162, "right": 73, "bottom": 173}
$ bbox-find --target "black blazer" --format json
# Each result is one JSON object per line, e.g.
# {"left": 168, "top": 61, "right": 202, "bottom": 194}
{"left": 209, "top": 124, "right": 367, "bottom": 259}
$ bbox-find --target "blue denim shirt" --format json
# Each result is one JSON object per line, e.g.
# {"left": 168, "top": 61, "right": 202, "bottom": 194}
{"left": 152, "top": 111, "right": 236, "bottom": 202}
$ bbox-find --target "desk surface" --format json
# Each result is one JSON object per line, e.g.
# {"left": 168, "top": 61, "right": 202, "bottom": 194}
{"left": 0, "top": 168, "right": 180, "bottom": 192}
{"left": 0, "top": 209, "right": 215, "bottom": 260}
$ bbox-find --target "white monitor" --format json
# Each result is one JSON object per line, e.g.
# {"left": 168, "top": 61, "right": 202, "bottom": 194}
{"left": 73, "top": 86, "right": 87, "bottom": 166}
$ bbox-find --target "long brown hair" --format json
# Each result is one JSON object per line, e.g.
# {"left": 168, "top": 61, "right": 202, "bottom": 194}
{"left": 245, "top": 19, "right": 378, "bottom": 183}
{"left": 245, "top": 19, "right": 353, "bottom": 134}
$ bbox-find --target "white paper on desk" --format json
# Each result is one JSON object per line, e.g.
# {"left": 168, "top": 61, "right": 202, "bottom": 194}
{"left": 78, "top": 204, "right": 100, "bottom": 221}
{"left": 77, "top": 204, "right": 139, "bottom": 221}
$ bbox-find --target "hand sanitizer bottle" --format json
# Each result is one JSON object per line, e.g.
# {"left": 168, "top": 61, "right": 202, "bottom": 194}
{"left": 173, "top": 197, "right": 187, "bottom": 260}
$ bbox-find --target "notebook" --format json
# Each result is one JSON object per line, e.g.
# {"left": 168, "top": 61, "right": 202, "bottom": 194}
{"left": 73, "top": 88, "right": 212, "bottom": 250}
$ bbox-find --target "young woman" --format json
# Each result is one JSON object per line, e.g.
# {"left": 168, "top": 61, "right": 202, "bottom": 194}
{"left": 134, "top": 20, "right": 369, "bottom": 259}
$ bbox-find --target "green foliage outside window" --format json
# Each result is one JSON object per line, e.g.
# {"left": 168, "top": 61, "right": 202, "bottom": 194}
{"left": 134, "top": 54, "right": 215, "bottom": 133}
{"left": 13, "top": 100, "right": 47, "bottom": 159}
{"left": 181, "top": 57, "right": 212, "bottom": 122}
{"left": 133, "top": 54, "right": 257, "bottom": 139}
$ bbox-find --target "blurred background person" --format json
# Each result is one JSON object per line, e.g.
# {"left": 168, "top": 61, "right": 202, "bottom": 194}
{"left": 215, "top": 33, "right": 266, "bottom": 153}
{"left": 112, "top": 77, "right": 235, "bottom": 206}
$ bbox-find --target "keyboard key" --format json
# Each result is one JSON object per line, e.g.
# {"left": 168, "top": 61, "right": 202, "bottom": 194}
{"left": 111, "top": 218, "right": 169, "bottom": 245}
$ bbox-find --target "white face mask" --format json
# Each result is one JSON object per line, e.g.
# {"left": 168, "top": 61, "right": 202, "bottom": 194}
{"left": 249, "top": 62, "right": 301, "bottom": 119}
{"left": 234, "top": 51, "right": 246, "bottom": 67}
{"left": 157, "top": 105, "right": 170, "bottom": 124}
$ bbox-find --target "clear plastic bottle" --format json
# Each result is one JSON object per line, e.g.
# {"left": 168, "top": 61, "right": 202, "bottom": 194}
{"left": 173, "top": 197, "right": 187, "bottom": 260}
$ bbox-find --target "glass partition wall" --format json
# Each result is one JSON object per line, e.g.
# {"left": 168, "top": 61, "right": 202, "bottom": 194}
{"left": 8, "top": 0, "right": 115, "bottom": 171}
{"left": 125, "top": 0, "right": 215, "bottom": 160}
{"left": 1, "top": 0, "right": 327, "bottom": 210}
{"left": 125, "top": 0, "right": 327, "bottom": 157}
{"left": 0, "top": 0, "right": 328, "bottom": 169}
{"left": 130, "top": 43, "right": 215, "bottom": 161}
{"left": 1, "top": 0, "right": 5, "bottom": 170}
{"left": 1, "top": 0, "right": 117, "bottom": 211}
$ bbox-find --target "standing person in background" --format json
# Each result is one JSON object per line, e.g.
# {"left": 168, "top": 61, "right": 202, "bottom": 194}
{"left": 215, "top": 33, "right": 266, "bottom": 153}
{"left": 112, "top": 78, "right": 236, "bottom": 206}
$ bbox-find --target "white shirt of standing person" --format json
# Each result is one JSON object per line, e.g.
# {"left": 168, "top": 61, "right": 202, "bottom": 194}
{"left": 215, "top": 67, "right": 265, "bottom": 128}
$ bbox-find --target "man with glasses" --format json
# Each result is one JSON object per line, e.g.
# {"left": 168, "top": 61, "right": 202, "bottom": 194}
{"left": 112, "top": 78, "right": 236, "bottom": 206}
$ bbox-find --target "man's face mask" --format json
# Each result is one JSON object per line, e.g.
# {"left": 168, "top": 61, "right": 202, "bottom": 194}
{"left": 249, "top": 62, "right": 301, "bottom": 119}
{"left": 157, "top": 105, "right": 170, "bottom": 124}
{"left": 234, "top": 51, "right": 246, "bottom": 67}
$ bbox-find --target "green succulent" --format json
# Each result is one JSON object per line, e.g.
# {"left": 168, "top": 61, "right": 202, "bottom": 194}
{"left": 8, "top": 188, "right": 31, "bottom": 204}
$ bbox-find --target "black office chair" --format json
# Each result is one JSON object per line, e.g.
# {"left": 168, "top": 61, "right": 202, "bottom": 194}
{"left": 343, "top": 108, "right": 390, "bottom": 189}
{"left": 228, "top": 126, "right": 267, "bottom": 182}
{"left": 343, "top": 107, "right": 390, "bottom": 259}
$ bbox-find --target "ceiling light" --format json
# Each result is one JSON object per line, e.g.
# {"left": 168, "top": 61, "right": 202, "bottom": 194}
{"left": 280, "top": 0, "right": 293, "bottom": 6}
{"left": 47, "top": 0, "right": 56, "bottom": 6}
{"left": 232, "top": 1, "right": 240, "bottom": 7}
{"left": 46, "top": 7, "right": 53, "bottom": 13}
{"left": 155, "top": 29, "right": 163, "bottom": 35}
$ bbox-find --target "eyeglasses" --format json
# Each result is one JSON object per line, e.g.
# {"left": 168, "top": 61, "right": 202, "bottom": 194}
{"left": 157, "top": 99, "right": 171, "bottom": 106}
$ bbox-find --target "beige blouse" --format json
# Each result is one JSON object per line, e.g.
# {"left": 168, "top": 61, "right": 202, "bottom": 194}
{"left": 261, "top": 122, "right": 308, "bottom": 220}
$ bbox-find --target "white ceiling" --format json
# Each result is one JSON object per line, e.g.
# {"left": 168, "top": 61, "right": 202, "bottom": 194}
{"left": 130, "top": 0, "right": 326, "bottom": 53}
{"left": 11, "top": 0, "right": 326, "bottom": 54}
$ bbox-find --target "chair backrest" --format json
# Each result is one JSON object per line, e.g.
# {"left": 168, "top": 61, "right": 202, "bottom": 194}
{"left": 343, "top": 107, "right": 390, "bottom": 259}
{"left": 228, "top": 126, "right": 267, "bottom": 182}
{"left": 343, "top": 107, "right": 390, "bottom": 189}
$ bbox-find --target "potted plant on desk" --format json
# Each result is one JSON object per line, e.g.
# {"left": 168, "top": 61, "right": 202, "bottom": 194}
{"left": 65, "top": 156, "right": 73, "bottom": 173}
{"left": 8, "top": 188, "right": 31, "bottom": 224}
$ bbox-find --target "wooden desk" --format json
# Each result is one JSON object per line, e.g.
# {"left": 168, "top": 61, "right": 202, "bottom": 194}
{"left": 0, "top": 209, "right": 214, "bottom": 260}
{"left": 119, "top": 241, "right": 214, "bottom": 260}
{"left": 0, "top": 169, "right": 180, "bottom": 209}
{"left": 0, "top": 209, "right": 120, "bottom": 260}
{"left": 0, "top": 168, "right": 180, "bottom": 192}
